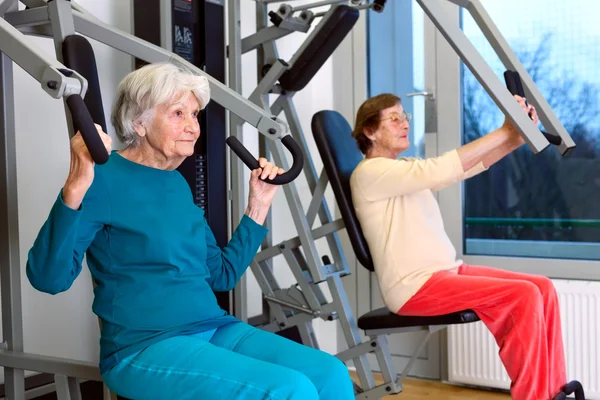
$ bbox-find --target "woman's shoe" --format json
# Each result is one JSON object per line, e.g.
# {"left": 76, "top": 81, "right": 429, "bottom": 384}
{"left": 552, "top": 392, "right": 567, "bottom": 400}
{"left": 561, "top": 380, "right": 585, "bottom": 400}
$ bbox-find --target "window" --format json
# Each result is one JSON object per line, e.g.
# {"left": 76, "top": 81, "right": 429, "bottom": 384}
{"left": 368, "top": 2, "right": 425, "bottom": 158}
{"left": 462, "top": 0, "right": 600, "bottom": 260}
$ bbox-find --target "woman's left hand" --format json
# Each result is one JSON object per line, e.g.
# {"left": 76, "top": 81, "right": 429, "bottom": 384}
{"left": 503, "top": 95, "right": 538, "bottom": 143}
{"left": 248, "top": 157, "right": 285, "bottom": 209}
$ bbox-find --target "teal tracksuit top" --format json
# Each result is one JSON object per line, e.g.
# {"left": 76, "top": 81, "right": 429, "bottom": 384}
{"left": 26, "top": 152, "right": 268, "bottom": 373}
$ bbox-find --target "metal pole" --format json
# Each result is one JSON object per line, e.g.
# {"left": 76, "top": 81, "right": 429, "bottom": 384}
{"left": 228, "top": 0, "right": 248, "bottom": 322}
{"left": 0, "top": 2, "right": 26, "bottom": 398}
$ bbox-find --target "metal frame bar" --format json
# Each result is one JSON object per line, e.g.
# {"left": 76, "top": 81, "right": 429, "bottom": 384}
{"left": 227, "top": 0, "right": 248, "bottom": 322}
{"left": 269, "top": 6, "right": 313, "bottom": 33}
{"left": 249, "top": 60, "right": 288, "bottom": 109}
{"left": 417, "top": 0, "right": 575, "bottom": 155}
{"left": 69, "top": 6, "right": 287, "bottom": 138}
{"left": 291, "top": 0, "right": 346, "bottom": 12}
{"left": 255, "top": 219, "right": 344, "bottom": 262}
{"left": 305, "top": 169, "right": 327, "bottom": 227}
{"left": 54, "top": 375, "right": 82, "bottom": 400}
{"left": 0, "top": 350, "right": 102, "bottom": 381}
{"left": 4, "top": 6, "right": 50, "bottom": 28}
{"left": 328, "top": 274, "right": 374, "bottom": 391}
{"left": 255, "top": 0, "right": 367, "bottom": 6}
{"left": 158, "top": 0, "right": 172, "bottom": 51}
{"left": 1, "top": 3, "right": 26, "bottom": 398}
{"left": 0, "top": 12, "right": 86, "bottom": 100}
{"left": 372, "top": 335, "right": 396, "bottom": 385}
{"left": 253, "top": 0, "right": 275, "bottom": 326}
{"left": 48, "top": 0, "right": 75, "bottom": 61}
{"left": 282, "top": 249, "right": 323, "bottom": 312}
{"left": 0, "top": 0, "right": 14, "bottom": 14}
{"left": 17, "top": 0, "right": 46, "bottom": 7}
{"left": 279, "top": 95, "right": 349, "bottom": 276}
{"left": 48, "top": 0, "right": 78, "bottom": 138}
{"left": 1, "top": 3, "right": 25, "bottom": 399}
{"left": 269, "top": 140, "right": 330, "bottom": 280}
{"left": 241, "top": 26, "right": 295, "bottom": 54}
{"left": 250, "top": 260, "right": 290, "bottom": 325}
{"left": 463, "top": 0, "right": 575, "bottom": 154}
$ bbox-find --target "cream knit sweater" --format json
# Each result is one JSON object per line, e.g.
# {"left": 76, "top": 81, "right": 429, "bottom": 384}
{"left": 350, "top": 149, "right": 488, "bottom": 312}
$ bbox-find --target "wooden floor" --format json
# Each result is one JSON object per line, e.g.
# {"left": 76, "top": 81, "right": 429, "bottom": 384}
{"left": 351, "top": 372, "right": 511, "bottom": 399}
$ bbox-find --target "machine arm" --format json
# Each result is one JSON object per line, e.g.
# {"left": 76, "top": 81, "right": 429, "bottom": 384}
{"left": 4, "top": 0, "right": 304, "bottom": 183}
{"left": 0, "top": 14, "right": 108, "bottom": 163}
{"left": 419, "top": 0, "right": 575, "bottom": 155}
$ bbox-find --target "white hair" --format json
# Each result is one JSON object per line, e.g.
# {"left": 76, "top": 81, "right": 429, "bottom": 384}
{"left": 111, "top": 62, "right": 210, "bottom": 147}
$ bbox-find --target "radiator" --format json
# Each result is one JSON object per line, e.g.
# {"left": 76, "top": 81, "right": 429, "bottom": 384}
{"left": 448, "top": 280, "right": 600, "bottom": 399}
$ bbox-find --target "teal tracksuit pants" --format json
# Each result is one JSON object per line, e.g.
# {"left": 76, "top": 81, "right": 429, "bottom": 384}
{"left": 102, "top": 320, "right": 355, "bottom": 400}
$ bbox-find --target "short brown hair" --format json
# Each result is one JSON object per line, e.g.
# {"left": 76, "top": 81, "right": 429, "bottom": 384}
{"left": 351, "top": 93, "right": 401, "bottom": 154}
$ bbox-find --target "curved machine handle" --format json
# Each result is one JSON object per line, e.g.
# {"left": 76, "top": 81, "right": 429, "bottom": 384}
{"left": 226, "top": 135, "right": 304, "bottom": 185}
{"left": 540, "top": 129, "right": 562, "bottom": 146}
{"left": 66, "top": 94, "right": 109, "bottom": 165}
{"left": 503, "top": 70, "right": 562, "bottom": 146}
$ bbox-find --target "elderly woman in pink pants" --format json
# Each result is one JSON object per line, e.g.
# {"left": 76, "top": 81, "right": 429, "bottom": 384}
{"left": 350, "top": 93, "right": 585, "bottom": 400}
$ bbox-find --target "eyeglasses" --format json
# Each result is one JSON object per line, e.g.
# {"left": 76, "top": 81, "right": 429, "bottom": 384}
{"left": 380, "top": 112, "right": 412, "bottom": 125}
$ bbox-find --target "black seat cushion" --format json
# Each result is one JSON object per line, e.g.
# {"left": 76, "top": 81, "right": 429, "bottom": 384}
{"left": 357, "top": 307, "right": 480, "bottom": 331}
{"left": 279, "top": 6, "right": 359, "bottom": 92}
{"left": 311, "top": 110, "right": 374, "bottom": 271}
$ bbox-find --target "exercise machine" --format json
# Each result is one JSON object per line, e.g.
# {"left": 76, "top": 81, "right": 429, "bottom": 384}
{"left": 228, "top": 0, "right": 576, "bottom": 398}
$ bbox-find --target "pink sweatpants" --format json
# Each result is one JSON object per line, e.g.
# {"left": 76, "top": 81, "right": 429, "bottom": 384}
{"left": 397, "top": 264, "right": 566, "bottom": 400}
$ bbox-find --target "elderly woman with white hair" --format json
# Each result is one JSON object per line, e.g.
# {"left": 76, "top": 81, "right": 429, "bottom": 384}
{"left": 26, "top": 63, "right": 354, "bottom": 400}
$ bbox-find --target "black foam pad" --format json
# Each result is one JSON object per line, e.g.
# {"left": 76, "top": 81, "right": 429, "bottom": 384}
{"left": 311, "top": 110, "right": 374, "bottom": 271}
{"left": 279, "top": 6, "right": 359, "bottom": 92}
{"left": 62, "top": 35, "right": 107, "bottom": 133}
{"left": 358, "top": 307, "right": 480, "bottom": 330}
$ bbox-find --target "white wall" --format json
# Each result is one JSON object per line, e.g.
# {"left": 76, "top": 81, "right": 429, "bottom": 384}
{"left": 4, "top": 0, "right": 349, "bottom": 376}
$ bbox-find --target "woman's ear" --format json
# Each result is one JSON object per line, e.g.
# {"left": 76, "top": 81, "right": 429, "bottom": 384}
{"left": 133, "top": 121, "right": 147, "bottom": 138}
{"left": 363, "top": 127, "right": 376, "bottom": 142}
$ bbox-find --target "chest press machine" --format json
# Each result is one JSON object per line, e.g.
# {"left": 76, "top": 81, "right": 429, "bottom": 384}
{"left": 0, "top": 1, "right": 578, "bottom": 400}
{"left": 230, "top": 0, "right": 576, "bottom": 399}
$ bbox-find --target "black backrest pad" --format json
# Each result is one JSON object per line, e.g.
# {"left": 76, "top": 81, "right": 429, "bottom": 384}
{"left": 62, "top": 35, "right": 107, "bottom": 133}
{"left": 311, "top": 111, "right": 374, "bottom": 271}
{"left": 279, "top": 5, "right": 359, "bottom": 93}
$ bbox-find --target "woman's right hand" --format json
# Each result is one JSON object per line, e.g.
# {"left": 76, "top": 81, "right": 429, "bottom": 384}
{"left": 62, "top": 124, "right": 112, "bottom": 210}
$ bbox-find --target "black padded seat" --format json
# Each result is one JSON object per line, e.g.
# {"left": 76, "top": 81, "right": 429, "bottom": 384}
{"left": 311, "top": 110, "right": 374, "bottom": 271}
{"left": 279, "top": 5, "right": 359, "bottom": 93}
{"left": 310, "top": 110, "right": 481, "bottom": 330}
{"left": 358, "top": 307, "right": 480, "bottom": 331}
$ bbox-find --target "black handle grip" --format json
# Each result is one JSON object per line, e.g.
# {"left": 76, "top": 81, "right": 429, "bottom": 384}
{"left": 541, "top": 131, "right": 562, "bottom": 145}
{"left": 503, "top": 70, "right": 522, "bottom": 96}
{"left": 66, "top": 94, "right": 109, "bottom": 165}
{"left": 226, "top": 135, "right": 304, "bottom": 185}
{"left": 503, "top": 70, "right": 562, "bottom": 146}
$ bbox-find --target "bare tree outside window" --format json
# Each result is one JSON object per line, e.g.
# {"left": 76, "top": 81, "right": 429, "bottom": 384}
{"left": 462, "top": 32, "right": 600, "bottom": 245}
